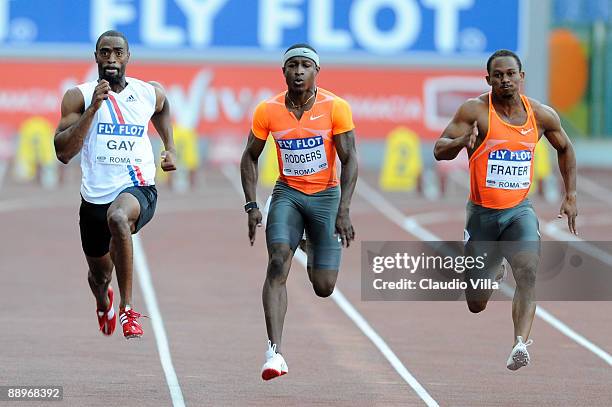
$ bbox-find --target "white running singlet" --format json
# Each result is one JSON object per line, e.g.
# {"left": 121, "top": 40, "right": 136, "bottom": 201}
{"left": 77, "top": 77, "right": 157, "bottom": 204}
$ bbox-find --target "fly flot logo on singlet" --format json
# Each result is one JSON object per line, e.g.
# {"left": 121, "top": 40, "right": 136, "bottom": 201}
{"left": 486, "top": 149, "right": 532, "bottom": 190}
{"left": 277, "top": 135, "right": 328, "bottom": 176}
{"left": 95, "top": 95, "right": 146, "bottom": 165}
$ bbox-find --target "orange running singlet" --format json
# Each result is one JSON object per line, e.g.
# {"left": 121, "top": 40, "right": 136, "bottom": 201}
{"left": 251, "top": 88, "right": 354, "bottom": 195}
{"left": 469, "top": 93, "right": 539, "bottom": 209}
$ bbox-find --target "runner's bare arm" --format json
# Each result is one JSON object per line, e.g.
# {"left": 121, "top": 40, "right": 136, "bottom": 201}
{"left": 334, "top": 130, "right": 358, "bottom": 247}
{"left": 537, "top": 103, "right": 578, "bottom": 234}
{"left": 241, "top": 132, "right": 266, "bottom": 203}
{"left": 240, "top": 132, "right": 266, "bottom": 244}
{"left": 54, "top": 87, "right": 95, "bottom": 164}
{"left": 433, "top": 99, "right": 480, "bottom": 160}
{"left": 150, "top": 82, "right": 177, "bottom": 172}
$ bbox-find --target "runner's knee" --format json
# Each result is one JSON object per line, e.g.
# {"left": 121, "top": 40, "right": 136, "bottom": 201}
{"left": 511, "top": 255, "right": 537, "bottom": 289}
{"left": 88, "top": 268, "right": 111, "bottom": 286}
{"left": 467, "top": 300, "right": 487, "bottom": 313}
{"left": 312, "top": 281, "right": 335, "bottom": 297}
{"left": 267, "top": 247, "right": 292, "bottom": 282}
{"left": 107, "top": 209, "right": 130, "bottom": 234}
{"left": 513, "top": 266, "right": 537, "bottom": 290}
{"left": 311, "top": 269, "right": 337, "bottom": 297}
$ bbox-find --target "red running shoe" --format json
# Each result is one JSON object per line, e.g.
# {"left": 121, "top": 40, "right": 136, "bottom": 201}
{"left": 120, "top": 306, "right": 145, "bottom": 339}
{"left": 97, "top": 286, "right": 117, "bottom": 336}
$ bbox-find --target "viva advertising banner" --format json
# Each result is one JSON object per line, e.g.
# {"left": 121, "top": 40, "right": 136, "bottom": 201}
{"left": 0, "top": 61, "right": 487, "bottom": 140}
{"left": 0, "top": 0, "right": 524, "bottom": 61}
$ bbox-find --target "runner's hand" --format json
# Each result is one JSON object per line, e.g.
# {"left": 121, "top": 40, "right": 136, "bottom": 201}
{"left": 90, "top": 80, "right": 110, "bottom": 112}
{"left": 558, "top": 194, "right": 578, "bottom": 235}
{"left": 160, "top": 150, "right": 177, "bottom": 172}
{"left": 335, "top": 209, "right": 355, "bottom": 248}
{"left": 462, "top": 121, "right": 478, "bottom": 149}
{"left": 248, "top": 208, "right": 263, "bottom": 246}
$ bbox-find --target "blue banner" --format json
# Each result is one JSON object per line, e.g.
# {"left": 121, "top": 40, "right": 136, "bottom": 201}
{"left": 0, "top": 0, "right": 524, "bottom": 59}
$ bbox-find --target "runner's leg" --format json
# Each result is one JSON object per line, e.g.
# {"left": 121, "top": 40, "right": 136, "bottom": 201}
{"left": 304, "top": 186, "right": 341, "bottom": 297}
{"left": 264, "top": 183, "right": 305, "bottom": 352}
{"left": 107, "top": 192, "right": 141, "bottom": 309}
{"left": 263, "top": 243, "right": 294, "bottom": 352}
{"left": 500, "top": 202, "right": 540, "bottom": 342}
{"left": 87, "top": 255, "right": 114, "bottom": 310}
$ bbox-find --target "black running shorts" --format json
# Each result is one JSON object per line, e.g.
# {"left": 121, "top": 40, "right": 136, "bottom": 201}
{"left": 79, "top": 185, "right": 157, "bottom": 257}
{"left": 266, "top": 181, "right": 341, "bottom": 270}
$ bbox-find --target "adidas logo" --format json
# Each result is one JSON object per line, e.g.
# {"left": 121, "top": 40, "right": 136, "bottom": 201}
{"left": 126, "top": 95, "right": 136, "bottom": 102}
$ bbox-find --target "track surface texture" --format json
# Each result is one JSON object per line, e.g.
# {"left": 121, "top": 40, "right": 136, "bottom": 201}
{"left": 1, "top": 165, "right": 610, "bottom": 406}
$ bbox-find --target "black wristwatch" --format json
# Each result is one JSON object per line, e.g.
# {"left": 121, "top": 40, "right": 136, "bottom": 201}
{"left": 244, "top": 201, "right": 259, "bottom": 213}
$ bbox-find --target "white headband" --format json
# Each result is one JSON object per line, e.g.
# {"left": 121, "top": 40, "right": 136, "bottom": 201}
{"left": 282, "top": 47, "right": 320, "bottom": 67}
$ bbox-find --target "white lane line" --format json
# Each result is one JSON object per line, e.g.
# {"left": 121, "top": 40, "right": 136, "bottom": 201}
{"left": 409, "top": 211, "right": 460, "bottom": 226}
{"left": 534, "top": 306, "right": 612, "bottom": 365}
{"left": 357, "top": 178, "right": 612, "bottom": 367}
{"left": 293, "top": 247, "right": 440, "bottom": 407}
{"left": 577, "top": 217, "right": 612, "bottom": 227}
{"left": 221, "top": 165, "right": 439, "bottom": 407}
{"left": 359, "top": 178, "right": 598, "bottom": 258}
{"left": 579, "top": 176, "right": 612, "bottom": 206}
{"left": 358, "top": 180, "right": 453, "bottom": 242}
{"left": 133, "top": 234, "right": 186, "bottom": 407}
{"left": 542, "top": 221, "right": 612, "bottom": 267}
{"left": 0, "top": 199, "right": 187, "bottom": 404}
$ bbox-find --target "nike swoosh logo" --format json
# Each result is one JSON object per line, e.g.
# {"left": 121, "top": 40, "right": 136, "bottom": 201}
{"left": 520, "top": 128, "right": 533, "bottom": 135}
{"left": 310, "top": 114, "right": 325, "bottom": 120}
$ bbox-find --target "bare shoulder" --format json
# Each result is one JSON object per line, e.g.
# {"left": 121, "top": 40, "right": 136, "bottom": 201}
{"left": 63, "top": 86, "right": 84, "bottom": 102}
{"left": 148, "top": 80, "right": 166, "bottom": 98}
{"left": 148, "top": 81, "right": 167, "bottom": 112}
{"left": 466, "top": 94, "right": 488, "bottom": 109}
{"left": 528, "top": 97, "right": 560, "bottom": 129}
{"left": 148, "top": 80, "right": 165, "bottom": 91}
{"left": 61, "top": 87, "right": 85, "bottom": 114}
{"left": 455, "top": 93, "right": 488, "bottom": 121}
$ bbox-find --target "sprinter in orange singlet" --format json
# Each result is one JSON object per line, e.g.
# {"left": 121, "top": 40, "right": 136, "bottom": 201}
{"left": 240, "top": 43, "right": 358, "bottom": 380}
{"left": 434, "top": 50, "right": 577, "bottom": 371}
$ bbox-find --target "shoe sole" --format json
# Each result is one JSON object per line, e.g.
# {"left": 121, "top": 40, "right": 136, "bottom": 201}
{"left": 261, "top": 368, "right": 287, "bottom": 381}
{"left": 124, "top": 334, "right": 143, "bottom": 340}
{"left": 508, "top": 350, "right": 529, "bottom": 371}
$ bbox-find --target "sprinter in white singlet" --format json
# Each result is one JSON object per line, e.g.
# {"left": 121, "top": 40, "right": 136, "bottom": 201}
{"left": 54, "top": 30, "right": 177, "bottom": 339}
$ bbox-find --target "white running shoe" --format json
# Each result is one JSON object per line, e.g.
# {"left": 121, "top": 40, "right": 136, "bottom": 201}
{"left": 261, "top": 340, "right": 288, "bottom": 381}
{"left": 506, "top": 336, "right": 534, "bottom": 371}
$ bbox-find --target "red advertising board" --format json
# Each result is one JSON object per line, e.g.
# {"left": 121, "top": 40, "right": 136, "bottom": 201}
{"left": 0, "top": 61, "right": 488, "bottom": 140}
